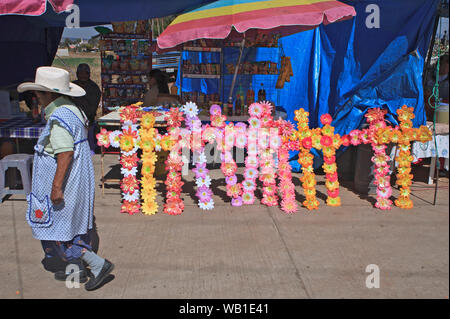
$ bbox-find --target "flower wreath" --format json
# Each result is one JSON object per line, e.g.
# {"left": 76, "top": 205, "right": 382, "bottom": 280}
{"left": 119, "top": 104, "right": 141, "bottom": 214}
{"left": 294, "top": 108, "right": 319, "bottom": 210}
{"left": 163, "top": 107, "right": 185, "bottom": 215}
{"left": 319, "top": 114, "right": 342, "bottom": 207}
{"left": 182, "top": 102, "right": 215, "bottom": 210}
{"left": 139, "top": 112, "right": 158, "bottom": 215}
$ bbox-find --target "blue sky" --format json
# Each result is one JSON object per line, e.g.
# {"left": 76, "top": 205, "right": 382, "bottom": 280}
{"left": 62, "top": 25, "right": 112, "bottom": 39}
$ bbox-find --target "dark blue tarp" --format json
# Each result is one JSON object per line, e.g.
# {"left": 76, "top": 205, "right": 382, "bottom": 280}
{"left": 0, "top": 16, "right": 63, "bottom": 89}
{"left": 0, "top": 0, "right": 217, "bottom": 89}
{"left": 176, "top": 0, "right": 438, "bottom": 171}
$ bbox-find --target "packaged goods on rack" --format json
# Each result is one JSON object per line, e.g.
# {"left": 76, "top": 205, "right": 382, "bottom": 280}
{"left": 100, "top": 20, "right": 152, "bottom": 113}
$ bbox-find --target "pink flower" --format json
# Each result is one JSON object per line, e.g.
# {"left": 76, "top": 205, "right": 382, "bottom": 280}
{"left": 248, "top": 103, "right": 263, "bottom": 117}
{"left": 226, "top": 175, "right": 237, "bottom": 185}
{"left": 261, "top": 194, "right": 278, "bottom": 207}
{"left": 196, "top": 185, "right": 213, "bottom": 202}
{"left": 242, "top": 192, "right": 255, "bottom": 205}
{"left": 245, "top": 156, "right": 259, "bottom": 168}
{"left": 375, "top": 198, "right": 392, "bottom": 210}
{"left": 242, "top": 179, "right": 256, "bottom": 191}
{"left": 349, "top": 130, "right": 361, "bottom": 146}
{"left": 96, "top": 128, "right": 111, "bottom": 148}
{"left": 281, "top": 199, "right": 297, "bottom": 213}
{"left": 376, "top": 186, "right": 392, "bottom": 199}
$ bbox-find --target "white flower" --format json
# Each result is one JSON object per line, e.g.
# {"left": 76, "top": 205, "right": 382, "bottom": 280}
{"left": 199, "top": 199, "right": 214, "bottom": 210}
{"left": 122, "top": 123, "right": 139, "bottom": 132}
{"left": 121, "top": 145, "right": 139, "bottom": 156}
{"left": 123, "top": 190, "right": 140, "bottom": 202}
{"left": 109, "top": 130, "right": 122, "bottom": 148}
{"left": 183, "top": 102, "right": 199, "bottom": 117}
{"left": 121, "top": 166, "right": 138, "bottom": 177}
{"left": 196, "top": 175, "right": 212, "bottom": 188}
{"left": 154, "top": 135, "right": 162, "bottom": 152}
{"left": 196, "top": 152, "right": 207, "bottom": 164}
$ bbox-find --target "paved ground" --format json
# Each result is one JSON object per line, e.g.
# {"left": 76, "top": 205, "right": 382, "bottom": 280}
{"left": 1, "top": 154, "right": 448, "bottom": 299}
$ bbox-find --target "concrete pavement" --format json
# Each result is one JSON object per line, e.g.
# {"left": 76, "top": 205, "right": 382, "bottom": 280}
{"left": 0, "top": 154, "right": 448, "bottom": 299}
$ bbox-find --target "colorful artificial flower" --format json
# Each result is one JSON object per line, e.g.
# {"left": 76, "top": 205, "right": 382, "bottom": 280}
{"left": 96, "top": 128, "right": 111, "bottom": 148}
{"left": 109, "top": 130, "right": 122, "bottom": 148}
{"left": 249, "top": 103, "right": 263, "bottom": 117}
{"left": 121, "top": 200, "right": 140, "bottom": 215}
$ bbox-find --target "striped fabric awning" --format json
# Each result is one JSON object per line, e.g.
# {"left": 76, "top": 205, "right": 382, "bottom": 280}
{"left": 157, "top": 0, "right": 356, "bottom": 49}
{"left": 0, "top": 0, "right": 73, "bottom": 16}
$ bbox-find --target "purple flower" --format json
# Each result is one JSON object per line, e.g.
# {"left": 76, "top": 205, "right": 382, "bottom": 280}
{"left": 231, "top": 196, "right": 243, "bottom": 206}
{"left": 226, "top": 175, "right": 237, "bottom": 185}
{"left": 210, "top": 104, "right": 222, "bottom": 115}
{"left": 193, "top": 162, "right": 207, "bottom": 178}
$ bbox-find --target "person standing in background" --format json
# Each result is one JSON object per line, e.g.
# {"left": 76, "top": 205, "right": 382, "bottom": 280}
{"left": 73, "top": 63, "right": 101, "bottom": 154}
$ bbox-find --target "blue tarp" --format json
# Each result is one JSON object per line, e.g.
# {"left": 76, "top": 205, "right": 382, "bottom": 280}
{"left": 176, "top": 0, "right": 438, "bottom": 171}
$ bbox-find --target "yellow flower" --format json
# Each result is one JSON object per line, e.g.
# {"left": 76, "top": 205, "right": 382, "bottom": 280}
{"left": 142, "top": 201, "right": 158, "bottom": 215}
{"left": 120, "top": 133, "right": 135, "bottom": 152}
{"left": 140, "top": 128, "right": 156, "bottom": 141}
{"left": 140, "top": 138, "right": 155, "bottom": 152}
{"left": 141, "top": 113, "right": 155, "bottom": 129}
{"left": 142, "top": 152, "right": 157, "bottom": 165}
{"left": 141, "top": 176, "right": 156, "bottom": 189}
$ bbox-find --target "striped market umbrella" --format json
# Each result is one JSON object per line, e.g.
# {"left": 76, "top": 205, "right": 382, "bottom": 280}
{"left": 157, "top": 0, "right": 356, "bottom": 49}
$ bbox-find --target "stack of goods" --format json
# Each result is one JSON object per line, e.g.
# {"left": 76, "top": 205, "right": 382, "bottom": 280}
{"left": 182, "top": 60, "right": 221, "bottom": 75}
{"left": 276, "top": 56, "right": 293, "bottom": 89}
{"left": 184, "top": 39, "right": 222, "bottom": 48}
{"left": 181, "top": 92, "right": 220, "bottom": 107}
{"left": 100, "top": 20, "right": 152, "bottom": 112}
{"left": 225, "top": 61, "right": 278, "bottom": 75}
{"left": 224, "top": 33, "right": 280, "bottom": 48}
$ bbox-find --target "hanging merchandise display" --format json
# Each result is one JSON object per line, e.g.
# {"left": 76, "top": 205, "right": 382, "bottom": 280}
{"left": 99, "top": 20, "right": 152, "bottom": 114}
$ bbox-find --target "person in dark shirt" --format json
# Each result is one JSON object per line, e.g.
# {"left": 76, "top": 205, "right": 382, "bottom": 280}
{"left": 73, "top": 63, "right": 101, "bottom": 154}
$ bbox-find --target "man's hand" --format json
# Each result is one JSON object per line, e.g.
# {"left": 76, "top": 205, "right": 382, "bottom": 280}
{"left": 51, "top": 151, "right": 74, "bottom": 205}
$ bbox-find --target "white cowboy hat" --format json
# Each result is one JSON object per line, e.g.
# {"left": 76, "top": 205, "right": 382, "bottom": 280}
{"left": 17, "top": 66, "right": 86, "bottom": 97}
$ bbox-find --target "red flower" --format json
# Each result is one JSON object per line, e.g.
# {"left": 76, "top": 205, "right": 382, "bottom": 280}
{"left": 35, "top": 209, "right": 44, "bottom": 219}
{"left": 326, "top": 172, "right": 338, "bottom": 182}
{"left": 320, "top": 135, "right": 333, "bottom": 147}
{"left": 320, "top": 114, "right": 333, "bottom": 126}
{"left": 302, "top": 137, "right": 313, "bottom": 149}
{"left": 341, "top": 135, "right": 351, "bottom": 147}
{"left": 324, "top": 156, "right": 336, "bottom": 165}
{"left": 327, "top": 188, "right": 340, "bottom": 198}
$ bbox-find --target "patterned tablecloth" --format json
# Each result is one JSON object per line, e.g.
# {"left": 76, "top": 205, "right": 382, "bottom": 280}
{"left": 411, "top": 122, "right": 449, "bottom": 161}
{"left": 0, "top": 117, "right": 45, "bottom": 139}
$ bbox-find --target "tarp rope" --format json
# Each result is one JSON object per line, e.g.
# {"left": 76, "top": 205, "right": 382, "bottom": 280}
{"left": 426, "top": 20, "right": 442, "bottom": 205}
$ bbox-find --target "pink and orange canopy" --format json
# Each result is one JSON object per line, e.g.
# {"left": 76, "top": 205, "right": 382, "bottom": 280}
{"left": 157, "top": 0, "right": 356, "bottom": 49}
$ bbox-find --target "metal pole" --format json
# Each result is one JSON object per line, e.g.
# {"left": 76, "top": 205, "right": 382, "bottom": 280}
{"left": 228, "top": 38, "right": 245, "bottom": 105}
{"left": 423, "top": 14, "right": 439, "bottom": 84}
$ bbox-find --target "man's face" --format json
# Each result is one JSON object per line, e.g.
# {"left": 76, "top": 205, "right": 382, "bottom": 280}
{"left": 77, "top": 70, "right": 90, "bottom": 82}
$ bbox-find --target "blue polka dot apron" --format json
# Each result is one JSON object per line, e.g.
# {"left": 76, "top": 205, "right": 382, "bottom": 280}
{"left": 26, "top": 106, "right": 95, "bottom": 249}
